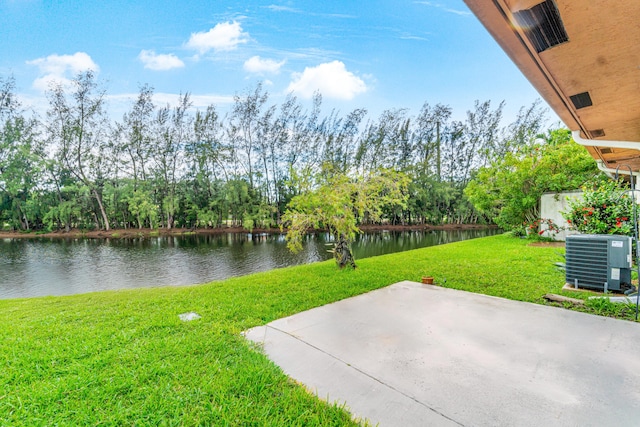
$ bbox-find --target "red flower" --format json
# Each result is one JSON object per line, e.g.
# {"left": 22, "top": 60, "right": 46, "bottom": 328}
{"left": 538, "top": 230, "right": 544, "bottom": 235}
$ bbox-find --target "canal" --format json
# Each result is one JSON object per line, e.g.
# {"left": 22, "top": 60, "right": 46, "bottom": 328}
{"left": 0, "top": 228, "right": 501, "bottom": 299}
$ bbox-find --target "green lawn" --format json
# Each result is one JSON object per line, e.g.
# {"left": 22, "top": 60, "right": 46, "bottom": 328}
{"left": 0, "top": 234, "right": 619, "bottom": 425}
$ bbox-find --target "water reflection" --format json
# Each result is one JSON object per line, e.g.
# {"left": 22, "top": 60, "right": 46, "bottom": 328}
{"left": 0, "top": 229, "right": 499, "bottom": 299}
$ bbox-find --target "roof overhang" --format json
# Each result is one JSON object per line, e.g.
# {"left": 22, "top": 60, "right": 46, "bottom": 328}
{"left": 464, "top": 0, "right": 640, "bottom": 171}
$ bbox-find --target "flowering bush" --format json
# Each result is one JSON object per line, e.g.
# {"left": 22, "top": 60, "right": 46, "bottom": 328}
{"left": 523, "top": 218, "right": 563, "bottom": 240}
{"left": 563, "top": 178, "right": 635, "bottom": 235}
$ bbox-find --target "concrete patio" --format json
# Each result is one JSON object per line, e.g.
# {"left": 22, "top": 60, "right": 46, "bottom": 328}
{"left": 245, "top": 281, "right": 640, "bottom": 426}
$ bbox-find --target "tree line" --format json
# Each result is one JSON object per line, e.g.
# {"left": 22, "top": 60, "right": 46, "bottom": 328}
{"left": 0, "top": 71, "right": 572, "bottom": 233}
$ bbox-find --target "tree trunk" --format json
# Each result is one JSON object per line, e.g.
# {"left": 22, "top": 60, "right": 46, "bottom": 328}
{"left": 543, "top": 294, "right": 584, "bottom": 306}
{"left": 334, "top": 238, "right": 357, "bottom": 269}
{"left": 92, "top": 188, "right": 110, "bottom": 231}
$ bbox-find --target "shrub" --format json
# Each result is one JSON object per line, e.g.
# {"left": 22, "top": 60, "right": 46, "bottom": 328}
{"left": 563, "top": 178, "right": 635, "bottom": 235}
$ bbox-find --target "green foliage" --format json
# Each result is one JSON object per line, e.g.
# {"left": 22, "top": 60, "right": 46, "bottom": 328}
{"left": 509, "top": 223, "right": 528, "bottom": 238}
{"left": 563, "top": 178, "right": 635, "bottom": 235}
{"left": 465, "top": 129, "right": 600, "bottom": 229}
{"left": 41, "top": 184, "right": 91, "bottom": 231}
{"left": 126, "top": 188, "right": 158, "bottom": 229}
{"left": 46, "top": 71, "right": 112, "bottom": 230}
{"left": 405, "top": 171, "right": 469, "bottom": 224}
{"left": 582, "top": 297, "right": 637, "bottom": 318}
{"left": 282, "top": 169, "right": 410, "bottom": 255}
{"left": 0, "top": 78, "right": 44, "bottom": 231}
{"left": 195, "top": 206, "right": 220, "bottom": 228}
{"left": 0, "top": 75, "right": 592, "bottom": 233}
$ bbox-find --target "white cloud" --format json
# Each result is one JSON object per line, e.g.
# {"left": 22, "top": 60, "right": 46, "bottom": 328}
{"left": 185, "top": 21, "right": 249, "bottom": 55}
{"left": 138, "top": 50, "right": 185, "bottom": 71}
{"left": 243, "top": 56, "right": 285, "bottom": 74}
{"left": 286, "top": 61, "right": 367, "bottom": 100}
{"left": 414, "top": 1, "right": 471, "bottom": 16}
{"left": 27, "top": 52, "right": 98, "bottom": 75}
{"left": 27, "top": 52, "right": 99, "bottom": 92}
{"left": 265, "top": 5, "right": 298, "bottom": 12}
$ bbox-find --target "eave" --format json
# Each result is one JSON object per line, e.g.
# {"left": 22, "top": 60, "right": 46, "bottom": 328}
{"left": 464, "top": 0, "right": 640, "bottom": 171}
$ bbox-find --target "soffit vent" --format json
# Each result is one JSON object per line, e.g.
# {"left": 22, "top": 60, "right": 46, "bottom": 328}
{"left": 513, "top": 0, "right": 569, "bottom": 53}
{"left": 599, "top": 147, "right": 612, "bottom": 154}
{"left": 590, "top": 129, "right": 606, "bottom": 138}
{"left": 569, "top": 92, "right": 593, "bottom": 109}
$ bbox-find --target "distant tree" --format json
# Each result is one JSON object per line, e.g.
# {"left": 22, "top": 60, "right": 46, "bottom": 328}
{"left": 1, "top": 71, "right": 577, "bottom": 233}
{"left": 461, "top": 100, "right": 504, "bottom": 182}
{"left": 183, "top": 104, "right": 229, "bottom": 228}
{"left": 46, "top": 71, "right": 112, "bottom": 230}
{"left": 355, "top": 108, "right": 411, "bottom": 173}
{"left": 116, "top": 84, "right": 155, "bottom": 187}
{"left": 499, "top": 99, "right": 547, "bottom": 157}
{"left": 0, "top": 76, "right": 45, "bottom": 231}
{"left": 228, "top": 83, "right": 270, "bottom": 188}
{"left": 282, "top": 168, "right": 409, "bottom": 268}
{"left": 150, "top": 93, "right": 192, "bottom": 229}
{"left": 318, "top": 108, "right": 367, "bottom": 180}
{"left": 413, "top": 102, "right": 452, "bottom": 180}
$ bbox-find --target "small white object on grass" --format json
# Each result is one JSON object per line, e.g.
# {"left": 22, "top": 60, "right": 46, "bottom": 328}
{"left": 178, "top": 312, "right": 202, "bottom": 322}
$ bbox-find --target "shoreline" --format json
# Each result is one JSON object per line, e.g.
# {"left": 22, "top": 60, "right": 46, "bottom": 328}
{"left": 0, "top": 223, "right": 497, "bottom": 240}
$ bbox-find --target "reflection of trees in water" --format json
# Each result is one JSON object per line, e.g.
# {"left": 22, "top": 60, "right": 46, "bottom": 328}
{"left": 351, "top": 229, "right": 500, "bottom": 259}
{"left": 0, "top": 229, "right": 500, "bottom": 298}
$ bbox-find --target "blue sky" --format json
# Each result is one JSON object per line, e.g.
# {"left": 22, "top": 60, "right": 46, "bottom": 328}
{"left": 0, "top": 0, "right": 558, "bottom": 125}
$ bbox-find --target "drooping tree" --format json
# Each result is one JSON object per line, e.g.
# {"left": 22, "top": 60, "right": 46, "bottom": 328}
{"left": 282, "top": 168, "right": 409, "bottom": 268}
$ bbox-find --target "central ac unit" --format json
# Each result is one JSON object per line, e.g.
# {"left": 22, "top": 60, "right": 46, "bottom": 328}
{"left": 565, "top": 234, "right": 632, "bottom": 292}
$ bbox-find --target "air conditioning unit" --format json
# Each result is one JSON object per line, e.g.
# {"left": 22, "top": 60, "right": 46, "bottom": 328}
{"left": 565, "top": 234, "right": 632, "bottom": 292}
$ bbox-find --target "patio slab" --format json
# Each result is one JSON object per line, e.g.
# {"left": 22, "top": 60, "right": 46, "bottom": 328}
{"left": 244, "top": 281, "right": 640, "bottom": 426}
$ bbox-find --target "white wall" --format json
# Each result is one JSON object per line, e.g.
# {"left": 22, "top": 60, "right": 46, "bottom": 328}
{"left": 539, "top": 190, "right": 583, "bottom": 241}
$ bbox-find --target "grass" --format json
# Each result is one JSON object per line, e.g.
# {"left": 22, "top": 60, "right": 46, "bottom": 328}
{"left": 0, "top": 234, "right": 631, "bottom": 425}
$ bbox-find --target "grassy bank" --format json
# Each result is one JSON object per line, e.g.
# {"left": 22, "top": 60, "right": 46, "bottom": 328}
{"left": 0, "top": 234, "right": 616, "bottom": 425}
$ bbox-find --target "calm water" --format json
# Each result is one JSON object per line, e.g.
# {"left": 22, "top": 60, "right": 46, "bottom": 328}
{"left": 0, "top": 229, "right": 500, "bottom": 299}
